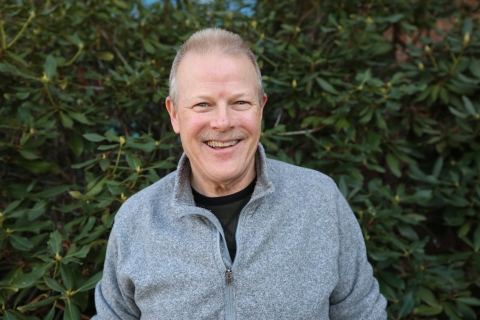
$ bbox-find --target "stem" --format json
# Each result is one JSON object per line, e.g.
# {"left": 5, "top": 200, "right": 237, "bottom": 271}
{"left": 275, "top": 126, "right": 324, "bottom": 136}
{"left": 130, "top": 174, "right": 139, "bottom": 190}
{"left": 44, "top": 83, "right": 57, "bottom": 109}
{"left": 63, "top": 44, "right": 84, "bottom": 66}
{"left": 112, "top": 144, "right": 123, "bottom": 176}
{"left": 53, "top": 261, "right": 59, "bottom": 279}
{"left": 0, "top": 20, "right": 6, "bottom": 49}
{"left": 427, "top": 52, "right": 439, "bottom": 70}
{"left": 7, "top": 12, "right": 35, "bottom": 49}
{"left": 449, "top": 49, "right": 464, "bottom": 75}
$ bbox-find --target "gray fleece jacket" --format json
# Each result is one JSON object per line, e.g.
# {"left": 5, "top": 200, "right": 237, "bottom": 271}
{"left": 94, "top": 144, "right": 387, "bottom": 319}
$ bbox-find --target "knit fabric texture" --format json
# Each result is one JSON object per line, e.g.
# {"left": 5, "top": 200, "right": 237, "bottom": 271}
{"left": 93, "top": 144, "right": 387, "bottom": 320}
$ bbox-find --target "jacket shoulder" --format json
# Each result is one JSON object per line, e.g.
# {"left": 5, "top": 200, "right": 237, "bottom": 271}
{"left": 266, "top": 158, "right": 337, "bottom": 193}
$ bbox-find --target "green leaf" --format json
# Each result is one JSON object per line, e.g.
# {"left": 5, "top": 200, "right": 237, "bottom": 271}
{"left": 10, "top": 263, "right": 53, "bottom": 288}
{"left": 474, "top": 224, "right": 480, "bottom": 250}
{"left": 17, "top": 295, "right": 60, "bottom": 311}
{"left": 456, "top": 296, "right": 480, "bottom": 306}
{"left": 462, "top": 95, "right": 476, "bottom": 116}
{"left": 327, "top": 14, "right": 338, "bottom": 26}
{"left": 458, "top": 222, "right": 471, "bottom": 237}
{"left": 35, "top": 185, "right": 70, "bottom": 198}
{"left": 71, "top": 158, "right": 99, "bottom": 169}
{"left": 4, "top": 200, "right": 23, "bottom": 214}
{"left": 66, "top": 111, "right": 94, "bottom": 125}
{"left": 449, "top": 106, "right": 468, "bottom": 119}
{"left": 44, "top": 54, "right": 57, "bottom": 79}
{"left": 18, "top": 149, "right": 40, "bottom": 160}
{"left": 386, "top": 153, "right": 401, "bottom": 177}
{"left": 70, "top": 132, "right": 84, "bottom": 156}
{"left": 68, "top": 191, "right": 83, "bottom": 199}
{"left": 44, "top": 306, "right": 55, "bottom": 320}
{"left": 432, "top": 157, "right": 443, "bottom": 178}
{"left": 83, "top": 133, "right": 106, "bottom": 142}
{"left": 86, "top": 176, "right": 108, "bottom": 197}
{"left": 100, "top": 159, "right": 110, "bottom": 171}
{"left": 443, "top": 301, "right": 462, "bottom": 320}
{"left": 10, "top": 234, "right": 34, "bottom": 251}
{"left": 73, "top": 217, "right": 96, "bottom": 242}
{"left": 398, "top": 291, "right": 414, "bottom": 318}
{"left": 64, "top": 298, "right": 81, "bottom": 320}
{"left": 419, "top": 286, "right": 441, "bottom": 308}
{"left": 43, "top": 277, "right": 66, "bottom": 294}
{"left": 316, "top": 77, "right": 338, "bottom": 94}
{"left": 470, "top": 58, "right": 480, "bottom": 79}
{"left": 14, "top": 220, "right": 51, "bottom": 233}
{"left": 60, "top": 112, "right": 74, "bottom": 129}
{"left": 49, "top": 231, "right": 63, "bottom": 254}
{"left": 414, "top": 305, "right": 442, "bottom": 315}
{"left": 75, "top": 271, "right": 103, "bottom": 292}
{"left": 105, "top": 130, "right": 120, "bottom": 142}
{"left": 60, "top": 263, "right": 76, "bottom": 291}
{"left": 143, "top": 40, "right": 155, "bottom": 54}
{"left": 63, "top": 245, "right": 90, "bottom": 264}
{"left": 3, "top": 312, "right": 17, "bottom": 320}
{"left": 384, "top": 13, "right": 404, "bottom": 23}
{"left": 372, "top": 43, "right": 392, "bottom": 56}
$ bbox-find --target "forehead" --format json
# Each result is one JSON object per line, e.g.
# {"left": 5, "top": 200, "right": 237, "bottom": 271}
{"left": 176, "top": 51, "right": 257, "bottom": 87}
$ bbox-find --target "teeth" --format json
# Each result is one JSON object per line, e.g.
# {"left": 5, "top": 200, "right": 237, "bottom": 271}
{"left": 206, "top": 140, "right": 239, "bottom": 148}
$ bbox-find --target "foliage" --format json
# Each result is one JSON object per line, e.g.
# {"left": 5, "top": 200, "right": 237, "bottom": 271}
{"left": 0, "top": 0, "right": 479, "bottom": 319}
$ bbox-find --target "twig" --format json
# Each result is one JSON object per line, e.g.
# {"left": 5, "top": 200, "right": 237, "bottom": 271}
{"left": 112, "top": 44, "right": 129, "bottom": 67}
{"left": 98, "top": 28, "right": 129, "bottom": 68}
{"left": 297, "top": 0, "right": 321, "bottom": 27}
{"left": 275, "top": 126, "right": 324, "bottom": 136}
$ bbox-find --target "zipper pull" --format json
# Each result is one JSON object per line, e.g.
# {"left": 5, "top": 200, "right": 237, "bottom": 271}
{"left": 225, "top": 268, "right": 233, "bottom": 286}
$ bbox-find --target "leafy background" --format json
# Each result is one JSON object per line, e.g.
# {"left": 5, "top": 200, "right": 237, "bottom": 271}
{"left": 1, "top": 0, "right": 479, "bottom": 319}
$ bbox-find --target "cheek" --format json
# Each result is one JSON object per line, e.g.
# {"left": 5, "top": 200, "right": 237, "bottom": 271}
{"left": 241, "top": 113, "right": 262, "bottom": 135}
{"left": 179, "top": 115, "right": 207, "bottom": 138}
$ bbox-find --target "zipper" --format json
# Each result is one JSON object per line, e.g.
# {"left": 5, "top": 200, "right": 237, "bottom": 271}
{"left": 222, "top": 201, "right": 256, "bottom": 320}
{"left": 225, "top": 268, "right": 233, "bottom": 285}
{"left": 225, "top": 268, "right": 234, "bottom": 320}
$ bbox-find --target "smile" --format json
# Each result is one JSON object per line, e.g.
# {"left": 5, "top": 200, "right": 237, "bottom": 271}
{"left": 205, "top": 140, "right": 240, "bottom": 148}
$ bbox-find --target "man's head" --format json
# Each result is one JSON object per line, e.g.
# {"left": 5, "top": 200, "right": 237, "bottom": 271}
{"left": 165, "top": 29, "right": 267, "bottom": 197}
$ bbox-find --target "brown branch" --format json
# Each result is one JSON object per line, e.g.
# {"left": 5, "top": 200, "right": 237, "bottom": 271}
{"left": 275, "top": 126, "right": 324, "bottom": 136}
{"left": 297, "top": 0, "right": 321, "bottom": 28}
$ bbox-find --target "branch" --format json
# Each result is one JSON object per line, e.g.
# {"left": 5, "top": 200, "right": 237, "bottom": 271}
{"left": 274, "top": 126, "right": 324, "bottom": 136}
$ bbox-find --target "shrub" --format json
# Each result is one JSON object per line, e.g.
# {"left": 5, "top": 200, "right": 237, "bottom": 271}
{"left": 0, "top": 0, "right": 479, "bottom": 319}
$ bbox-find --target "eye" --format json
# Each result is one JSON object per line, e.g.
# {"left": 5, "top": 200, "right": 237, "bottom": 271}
{"left": 235, "top": 101, "right": 248, "bottom": 105}
{"left": 195, "top": 102, "right": 209, "bottom": 107}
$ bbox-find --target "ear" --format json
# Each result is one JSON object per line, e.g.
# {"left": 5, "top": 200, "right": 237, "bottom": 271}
{"left": 166, "top": 96, "right": 180, "bottom": 134}
{"left": 259, "top": 93, "right": 267, "bottom": 120}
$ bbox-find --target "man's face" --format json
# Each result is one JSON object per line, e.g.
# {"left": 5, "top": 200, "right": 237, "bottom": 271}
{"left": 166, "top": 51, "right": 267, "bottom": 196}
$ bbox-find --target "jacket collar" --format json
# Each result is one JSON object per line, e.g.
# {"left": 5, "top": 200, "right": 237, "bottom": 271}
{"left": 171, "top": 143, "right": 275, "bottom": 213}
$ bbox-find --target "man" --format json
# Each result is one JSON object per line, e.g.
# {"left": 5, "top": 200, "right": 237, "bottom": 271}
{"left": 94, "top": 28, "right": 387, "bottom": 319}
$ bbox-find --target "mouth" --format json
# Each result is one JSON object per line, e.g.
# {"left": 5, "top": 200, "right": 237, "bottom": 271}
{"left": 205, "top": 140, "right": 240, "bottom": 149}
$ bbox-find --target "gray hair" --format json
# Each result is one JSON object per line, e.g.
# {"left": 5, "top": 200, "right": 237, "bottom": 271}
{"left": 168, "top": 28, "right": 263, "bottom": 107}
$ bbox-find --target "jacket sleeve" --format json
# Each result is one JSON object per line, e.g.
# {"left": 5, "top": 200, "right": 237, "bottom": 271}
{"left": 329, "top": 188, "right": 387, "bottom": 320}
{"left": 92, "top": 224, "right": 141, "bottom": 320}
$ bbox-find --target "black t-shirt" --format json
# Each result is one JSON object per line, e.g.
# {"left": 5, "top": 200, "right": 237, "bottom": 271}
{"left": 192, "top": 178, "right": 256, "bottom": 261}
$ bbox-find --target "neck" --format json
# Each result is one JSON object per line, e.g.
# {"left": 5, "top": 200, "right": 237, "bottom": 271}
{"left": 190, "top": 163, "right": 256, "bottom": 197}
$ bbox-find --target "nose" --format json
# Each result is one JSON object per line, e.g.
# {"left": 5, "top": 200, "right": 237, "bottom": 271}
{"left": 210, "top": 105, "right": 235, "bottom": 132}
